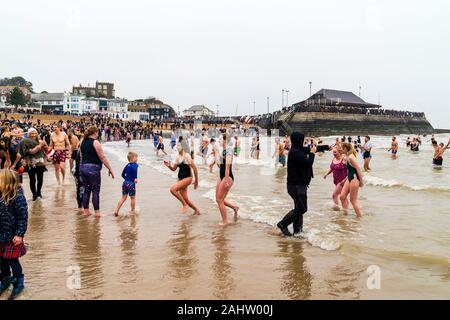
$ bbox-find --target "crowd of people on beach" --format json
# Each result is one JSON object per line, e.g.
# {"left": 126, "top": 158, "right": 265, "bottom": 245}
{"left": 292, "top": 105, "right": 426, "bottom": 118}
{"left": 0, "top": 113, "right": 449, "bottom": 299}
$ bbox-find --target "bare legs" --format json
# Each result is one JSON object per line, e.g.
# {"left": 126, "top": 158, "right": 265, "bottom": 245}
{"left": 169, "top": 177, "right": 200, "bottom": 215}
{"left": 332, "top": 182, "right": 344, "bottom": 209}
{"left": 114, "top": 195, "right": 136, "bottom": 216}
{"left": 340, "top": 179, "right": 362, "bottom": 217}
{"left": 364, "top": 158, "right": 371, "bottom": 172}
{"left": 215, "top": 178, "right": 239, "bottom": 226}
{"left": 54, "top": 162, "right": 66, "bottom": 185}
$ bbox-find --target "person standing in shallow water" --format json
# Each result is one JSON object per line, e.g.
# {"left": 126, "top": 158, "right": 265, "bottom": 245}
{"left": 388, "top": 136, "right": 399, "bottom": 159}
{"left": 277, "top": 132, "right": 316, "bottom": 237}
{"left": 18, "top": 128, "right": 48, "bottom": 201}
{"left": 79, "top": 126, "right": 115, "bottom": 217}
{"left": 164, "top": 142, "right": 200, "bottom": 215}
{"left": 340, "top": 142, "right": 364, "bottom": 217}
{"left": 323, "top": 147, "right": 347, "bottom": 210}
{"left": 0, "top": 169, "right": 28, "bottom": 300}
{"left": 216, "top": 133, "right": 239, "bottom": 226}
{"left": 49, "top": 124, "right": 71, "bottom": 185}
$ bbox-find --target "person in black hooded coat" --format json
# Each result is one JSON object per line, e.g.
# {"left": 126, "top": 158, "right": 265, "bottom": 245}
{"left": 277, "top": 132, "right": 316, "bottom": 236}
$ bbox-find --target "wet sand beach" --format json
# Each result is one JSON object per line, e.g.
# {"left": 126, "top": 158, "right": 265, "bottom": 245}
{"left": 6, "top": 135, "right": 450, "bottom": 300}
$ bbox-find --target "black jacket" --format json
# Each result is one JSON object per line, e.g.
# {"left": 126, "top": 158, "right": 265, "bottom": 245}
{"left": 287, "top": 132, "right": 315, "bottom": 186}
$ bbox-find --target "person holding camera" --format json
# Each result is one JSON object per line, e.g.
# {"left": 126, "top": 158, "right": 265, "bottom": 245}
{"left": 277, "top": 132, "right": 316, "bottom": 237}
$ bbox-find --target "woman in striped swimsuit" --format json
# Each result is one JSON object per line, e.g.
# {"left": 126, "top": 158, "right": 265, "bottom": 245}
{"left": 324, "top": 147, "right": 347, "bottom": 210}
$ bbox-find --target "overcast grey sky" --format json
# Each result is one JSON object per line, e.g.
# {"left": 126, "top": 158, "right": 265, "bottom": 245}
{"left": 1, "top": 0, "right": 449, "bottom": 128}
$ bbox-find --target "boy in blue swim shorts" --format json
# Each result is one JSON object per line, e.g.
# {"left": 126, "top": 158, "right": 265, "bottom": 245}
{"left": 114, "top": 152, "right": 139, "bottom": 216}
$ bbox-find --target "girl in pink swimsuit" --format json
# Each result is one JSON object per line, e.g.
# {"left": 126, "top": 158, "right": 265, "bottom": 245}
{"left": 323, "top": 147, "right": 348, "bottom": 209}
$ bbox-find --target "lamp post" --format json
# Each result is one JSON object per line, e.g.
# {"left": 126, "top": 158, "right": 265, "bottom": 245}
{"left": 309, "top": 81, "right": 312, "bottom": 97}
{"left": 282, "top": 89, "right": 285, "bottom": 108}
{"left": 216, "top": 104, "right": 219, "bottom": 117}
{"left": 253, "top": 101, "right": 256, "bottom": 116}
{"left": 286, "top": 90, "right": 289, "bottom": 108}
{"left": 359, "top": 85, "right": 362, "bottom": 97}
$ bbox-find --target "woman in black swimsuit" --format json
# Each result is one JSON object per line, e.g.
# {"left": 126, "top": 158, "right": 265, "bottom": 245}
{"left": 255, "top": 134, "right": 261, "bottom": 160}
{"left": 164, "top": 141, "right": 200, "bottom": 215}
{"left": 215, "top": 133, "right": 239, "bottom": 226}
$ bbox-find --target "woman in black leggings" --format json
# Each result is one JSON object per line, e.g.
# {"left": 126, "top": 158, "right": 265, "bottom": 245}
{"left": 18, "top": 128, "right": 48, "bottom": 201}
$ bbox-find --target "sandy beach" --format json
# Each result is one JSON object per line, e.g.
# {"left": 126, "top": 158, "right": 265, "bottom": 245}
{"left": 6, "top": 134, "right": 448, "bottom": 300}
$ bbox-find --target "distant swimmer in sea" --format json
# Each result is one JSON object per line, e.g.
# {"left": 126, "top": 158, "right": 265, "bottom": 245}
{"left": 388, "top": 136, "right": 399, "bottom": 159}
{"left": 331, "top": 137, "right": 341, "bottom": 150}
{"left": 216, "top": 133, "right": 239, "bottom": 226}
{"left": 406, "top": 137, "right": 411, "bottom": 147}
{"left": 283, "top": 135, "right": 291, "bottom": 156}
{"left": 125, "top": 131, "right": 131, "bottom": 147}
{"left": 340, "top": 142, "right": 364, "bottom": 217}
{"left": 432, "top": 139, "right": 450, "bottom": 167}
{"left": 189, "top": 132, "right": 195, "bottom": 160}
{"left": 164, "top": 142, "right": 200, "bottom": 215}
{"left": 324, "top": 147, "right": 347, "bottom": 210}
{"left": 250, "top": 137, "right": 257, "bottom": 159}
{"left": 208, "top": 138, "right": 219, "bottom": 173}
{"left": 199, "top": 132, "right": 209, "bottom": 164}
{"left": 255, "top": 134, "right": 261, "bottom": 160}
{"left": 272, "top": 137, "right": 286, "bottom": 168}
{"left": 156, "top": 134, "right": 167, "bottom": 157}
{"left": 358, "top": 135, "right": 373, "bottom": 172}
{"left": 233, "top": 135, "right": 241, "bottom": 157}
{"left": 410, "top": 137, "right": 420, "bottom": 152}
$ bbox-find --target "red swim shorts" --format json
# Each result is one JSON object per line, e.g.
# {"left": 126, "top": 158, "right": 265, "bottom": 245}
{"left": 52, "top": 150, "right": 67, "bottom": 164}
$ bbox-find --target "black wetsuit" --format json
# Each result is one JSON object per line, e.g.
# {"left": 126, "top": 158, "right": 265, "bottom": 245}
{"left": 219, "top": 149, "right": 234, "bottom": 181}
{"left": 177, "top": 161, "right": 192, "bottom": 180}
{"left": 278, "top": 132, "right": 314, "bottom": 235}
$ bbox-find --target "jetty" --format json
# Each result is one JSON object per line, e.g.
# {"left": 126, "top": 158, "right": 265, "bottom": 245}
{"left": 257, "top": 89, "right": 434, "bottom": 136}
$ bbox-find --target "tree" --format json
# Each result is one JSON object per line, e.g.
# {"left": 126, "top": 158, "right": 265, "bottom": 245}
{"left": 7, "top": 87, "right": 28, "bottom": 111}
{"left": 0, "top": 76, "right": 34, "bottom": 92}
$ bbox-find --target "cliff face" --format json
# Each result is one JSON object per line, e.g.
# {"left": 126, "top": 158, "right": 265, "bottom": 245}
{"left": 280, "top": 112, "right": 434, "bottom": 136}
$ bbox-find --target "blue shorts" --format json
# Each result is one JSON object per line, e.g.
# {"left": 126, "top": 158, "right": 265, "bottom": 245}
{"left": 122, "top": 181, "right": 136, "bottom": 197}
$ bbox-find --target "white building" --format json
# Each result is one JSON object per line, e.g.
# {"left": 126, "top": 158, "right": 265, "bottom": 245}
{"left": 104, "top": 99, "right": 129, "bottom": 119}
{"left": 183, "top": 105, "right": 215, "bottom": 119}
{"left": 64, "top": 96, "right": 100, "bottom": 115}
{"left": 127, "top": 111, "right": 149, "bottom": 121}
{"left": 82, "top": 98, "right": 99, "bottom": 114}
{"left": 31, "top": 92, "right": 69, "bottom": 113}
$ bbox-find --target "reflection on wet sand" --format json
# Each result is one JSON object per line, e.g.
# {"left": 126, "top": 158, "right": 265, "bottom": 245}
{"left": 276, "top": 239, "right": 312, "bottom": 299}
{"left": 324, "top": 263, "right": 364, "bottom": 299}
{"left": 116, "top": 214, "right": 139, "bottom": 284}
{"left": 166, "top": 219, "right": 199, "bottom": 295}
{"left": 211, "top": 228, "right": 235, "bottom": 299}
{"left": 73, "top": 217, "right": 104, "bottom": 298}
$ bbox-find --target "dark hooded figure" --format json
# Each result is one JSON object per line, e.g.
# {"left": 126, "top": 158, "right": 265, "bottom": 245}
{"left": 277, "top": 132, "right": 316, "bottom": 236}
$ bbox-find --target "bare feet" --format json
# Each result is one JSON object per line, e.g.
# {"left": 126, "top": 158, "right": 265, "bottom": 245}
{"left": 332, "top": 205, "right": 340, "bottom": 211}
{"left": 343, "top": 210, "right": 349, "bottom": 216}
{"left": 181, "top": 205, "right": 189, "bottom": 214}
{"left": 83, "top": 209, "right": 92, "bottom": 216}
{"left": 219, "top": 221, "right": 228, "bottom": 226}
{"left": 94, "top": 212, "right": 105, "bottom": 218}
{"left": 192, "top": 210, "right": 201, "bottom": 216}
{"left": 233, "top": 206, "right": 239, "bottom": 218}
{"left": 114, "top": 211, "right": 119, "bottom": 217}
